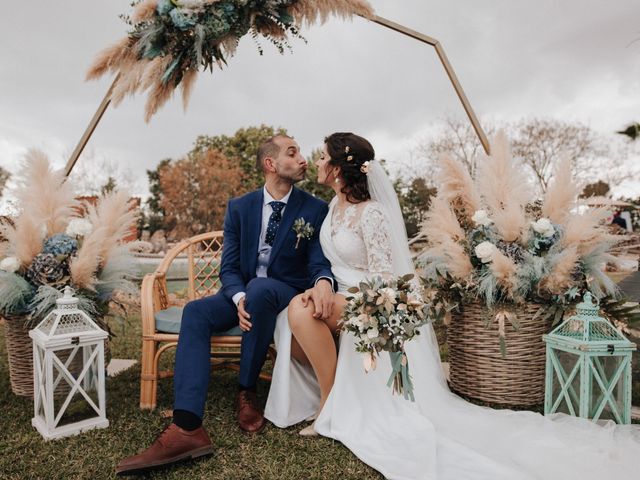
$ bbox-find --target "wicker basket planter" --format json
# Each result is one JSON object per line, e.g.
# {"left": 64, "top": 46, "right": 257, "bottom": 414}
{"left": 448, "top": 302, "right": 550, "bottom": 406}
{"left": 3, "top": 315, "right": 34, "bottom": 397}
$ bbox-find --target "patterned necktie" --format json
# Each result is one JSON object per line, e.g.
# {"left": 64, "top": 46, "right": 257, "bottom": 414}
{"left": 265, "top": 201, "right": 286, "bottom": 246}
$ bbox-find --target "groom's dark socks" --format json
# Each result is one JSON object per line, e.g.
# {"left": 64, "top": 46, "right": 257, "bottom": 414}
{"left": 173, "top": 409, "right": 202, "bottom": 431}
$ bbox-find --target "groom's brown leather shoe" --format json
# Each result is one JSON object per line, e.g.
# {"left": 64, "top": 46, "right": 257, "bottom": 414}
{"left": 115, "top": 423, "right": 213, "bottom": 476}
{"left": 236, "top": 390, "right": 265, "bottom": 433}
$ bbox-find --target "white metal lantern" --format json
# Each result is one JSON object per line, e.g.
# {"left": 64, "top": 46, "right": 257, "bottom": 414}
{"left": 29, "top": 287, "right": 109, "bottom": 440}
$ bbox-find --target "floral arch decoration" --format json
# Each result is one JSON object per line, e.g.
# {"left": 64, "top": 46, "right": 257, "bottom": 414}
{"left": 66, "top": 0, "right": 489, "bottom": 175}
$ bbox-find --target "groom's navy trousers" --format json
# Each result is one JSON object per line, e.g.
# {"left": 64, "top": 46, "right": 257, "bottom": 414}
{"left": 172, "top": 187, "right": 334, "bottom": 419}
{"left": 173, "top": 278, "right": 298, "bottom": 418}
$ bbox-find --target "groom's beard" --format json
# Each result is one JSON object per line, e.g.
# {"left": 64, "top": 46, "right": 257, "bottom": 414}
{"left": 277, "top": 168, "right": 307, "bottom": 184}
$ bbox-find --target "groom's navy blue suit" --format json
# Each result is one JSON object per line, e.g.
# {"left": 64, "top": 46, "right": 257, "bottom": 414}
{"left": 174, "top": 186, "right": 334, "bottom": 418}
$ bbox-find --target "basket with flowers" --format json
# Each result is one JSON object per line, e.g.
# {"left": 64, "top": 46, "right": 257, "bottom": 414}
{"left": 0, "top": 150, "right": 139, "bottom": 396}
{"left": 417, "top": 132, "right": 639, "bottom": 405}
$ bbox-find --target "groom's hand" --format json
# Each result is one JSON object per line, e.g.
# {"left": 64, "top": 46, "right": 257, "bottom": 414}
{"left": 237, "top": 297, "right": 252, "bottom": 331}
{"left": 304, "top": 279, "right": 334, "bottom": 320}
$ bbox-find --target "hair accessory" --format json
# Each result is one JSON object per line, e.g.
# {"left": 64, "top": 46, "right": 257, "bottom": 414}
{"left": 346, "top": 155, "right": 353, "bottom": 162}
{"left": 345, "top": 146, "right": 350, "bottom": 154}
{"left": 360, "top": 161, "right": 370, "bottom": 174}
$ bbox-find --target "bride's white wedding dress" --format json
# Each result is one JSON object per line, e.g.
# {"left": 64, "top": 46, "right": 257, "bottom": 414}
{"left": 264, "top": 166, "right": 640, "bottom": 479}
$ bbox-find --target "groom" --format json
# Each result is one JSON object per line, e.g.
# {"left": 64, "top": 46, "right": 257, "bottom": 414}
{"left": 117, "top": 135, "right": 335, "bottom": 475}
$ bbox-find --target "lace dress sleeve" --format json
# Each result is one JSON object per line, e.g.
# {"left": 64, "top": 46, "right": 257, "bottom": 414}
{"left": 361, "top": 202, "right": 393, "bottom": 277}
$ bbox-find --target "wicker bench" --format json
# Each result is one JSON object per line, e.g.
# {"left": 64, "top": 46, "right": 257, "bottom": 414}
{"left": 139, "top": 231, "right": 274, "bottom": 410}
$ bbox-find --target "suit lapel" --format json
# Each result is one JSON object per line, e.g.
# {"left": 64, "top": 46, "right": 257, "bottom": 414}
{"left": 268, "top": 187, "right": 303, "bottom": 267}
{"left": 246, "top": 189, "right": 263, "bottom": 275}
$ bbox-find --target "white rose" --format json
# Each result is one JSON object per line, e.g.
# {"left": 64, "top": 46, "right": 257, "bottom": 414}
{"left": 367, "top": 327, "right": 379, "bottom": 339}
{"left": 531, "top": 218, "right": 555, "bottom": 238}
{"left": 0, "top": 256, "right": 20, "bottom": 273}
{"left": 472, "top": 209, "right": 493, "bottom": 227}
{"left": 66, "top": 218, "right": 93, "bottom": 237}
{"left": 474, "top": 241, "right": 496, "bottom": 264}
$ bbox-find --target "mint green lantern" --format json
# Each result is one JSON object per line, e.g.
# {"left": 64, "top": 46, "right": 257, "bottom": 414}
{"left": 542, "top": 293, "right": 636, "bottom": 424}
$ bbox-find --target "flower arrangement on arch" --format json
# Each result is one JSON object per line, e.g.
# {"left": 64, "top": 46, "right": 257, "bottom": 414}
{"left": 417, "top": 132, "right": 639, "bottom": 351}
{"left": 87, "top": 0, "right": 374, "bottom": 121}
{"left": 0, "top": 150, "right": 139, "bottom": 326}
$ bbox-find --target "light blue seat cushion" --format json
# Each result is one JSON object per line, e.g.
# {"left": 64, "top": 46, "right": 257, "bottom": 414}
{"left": 155, "top": 306, "right": 243, "bottom": 336}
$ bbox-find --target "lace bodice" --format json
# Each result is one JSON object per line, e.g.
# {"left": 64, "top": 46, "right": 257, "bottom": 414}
{"left": 330, "top": 200, "right": 393, "bottom": 276}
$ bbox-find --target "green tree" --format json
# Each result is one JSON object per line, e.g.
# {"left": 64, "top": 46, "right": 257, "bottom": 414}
{"left": 145, "top": 158, "right": 171, "bottom": 233}
{"left": 189, "top": 125, "right": 288, "bottom": 191}
{"left": 581, "top": 180, "right": 610, "bottom": 198}
{"left": 395, "top": 177, "right": 437, "bottom": 238}
{"left": 100, "top": 176, "right": 117, "bottom": 196}
{"left": 617, "top": 123, "right": 640, "bottom": 140}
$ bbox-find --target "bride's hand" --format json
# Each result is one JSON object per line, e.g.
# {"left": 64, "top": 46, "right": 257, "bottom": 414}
{"left": 303, "top": 280, "right": 334, "bottom": 320}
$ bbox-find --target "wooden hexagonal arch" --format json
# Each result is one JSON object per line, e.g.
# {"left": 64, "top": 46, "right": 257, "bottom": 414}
{"left": 64, "top": 14, "right": 490, "bottom": 176}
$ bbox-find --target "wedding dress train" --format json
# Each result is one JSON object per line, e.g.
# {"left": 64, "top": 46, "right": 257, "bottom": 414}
{"left": 264, "top": 192, "right": 640, "bottom": 480}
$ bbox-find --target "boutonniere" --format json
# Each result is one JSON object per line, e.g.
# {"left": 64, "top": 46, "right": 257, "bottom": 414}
{"left": 293, "top": 218, "right": 314, "bottom": 249}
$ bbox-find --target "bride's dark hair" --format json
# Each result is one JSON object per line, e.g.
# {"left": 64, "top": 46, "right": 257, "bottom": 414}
{"left": 324, "top": 132, "right": 374, "bottom": 203}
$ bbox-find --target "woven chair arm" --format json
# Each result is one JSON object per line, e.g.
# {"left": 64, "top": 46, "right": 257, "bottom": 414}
{"left": 140, "top": 272, "right": 167, "bottom": 336}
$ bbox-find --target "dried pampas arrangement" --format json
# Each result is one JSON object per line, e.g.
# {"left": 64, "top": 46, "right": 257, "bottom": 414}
{"left": 87, "top": 0, "right": 374, "bottom": 121}
{"left": 0, "top": 151, "right": 139, "bottom": 323}
{"left": 420, "top": 131, "right": 622, "bottom": 326}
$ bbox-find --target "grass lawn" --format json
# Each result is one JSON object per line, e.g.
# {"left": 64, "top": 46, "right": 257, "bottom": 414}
{"left": 1, "top": 303, "right": 638, "bottom": 479}
{"left": 0, "top": 309, "right": 382, "bottom": 480}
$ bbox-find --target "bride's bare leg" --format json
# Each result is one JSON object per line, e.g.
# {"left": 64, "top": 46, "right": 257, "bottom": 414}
{"left": 290, "top": 336, "right": 310, "bottom": 366}
{"left": 288, "top": 294, "right": 347, "bottom": 411}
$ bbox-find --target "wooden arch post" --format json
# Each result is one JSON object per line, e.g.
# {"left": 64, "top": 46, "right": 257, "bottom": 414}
{"left": 64, "top": 15, "right": 490, "bottom": 177}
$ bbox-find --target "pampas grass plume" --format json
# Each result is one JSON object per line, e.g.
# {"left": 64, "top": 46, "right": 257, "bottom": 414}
{"left": 181, "top": 68, "right": 198, "bottom": 111}
{"left": 424, "top": 242, "right": 473, "bottom": 281}
{"left": 132, "top": 0, "right": 158, "bottom": 23}
{"left": 561, "top": 208, "right": 609, "bottom": 254}
{"left": 542, "top": 155, "right": 581, "bottom": 225}
{"left": 541, "top": 246, "right": 579, "bottom": 295}
{"left": 86, "top": 37, "right": 131, "bottom": 81}
{"left": 291, "top": 0, "right": 374, "bottom": 25}
{"left": 476, "top": 132, "right": 533, "bottom": 242}
{"left": 436, "top": 153, "right": 481, "bottom": 221}
{"left": 420, "top": 195, "right": 466, "bottom": 245}
{"left": 489, "top": 249, "right": 518, "bottom": 295}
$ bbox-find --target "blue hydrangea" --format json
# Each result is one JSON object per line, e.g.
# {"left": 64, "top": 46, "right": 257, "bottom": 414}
{"left": 42, "top": 234, "right": 78, "bottom": 257}
{"left": 169, "top": 8, "right": 197, "bottom": 30}
{"left": 156, "top": 0, "right": 176, "bottom": 16}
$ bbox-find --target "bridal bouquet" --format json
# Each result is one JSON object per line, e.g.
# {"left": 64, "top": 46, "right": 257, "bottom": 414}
{"left": 340, "top": 274, "right": 428, "bottom": 401}
{"left": 0, "top": 150, "right": 139, "bottom": 327}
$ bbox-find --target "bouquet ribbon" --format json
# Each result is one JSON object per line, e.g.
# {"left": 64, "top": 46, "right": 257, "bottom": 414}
{"left": 386, "top": 350, "right": 414, "bottom": 402}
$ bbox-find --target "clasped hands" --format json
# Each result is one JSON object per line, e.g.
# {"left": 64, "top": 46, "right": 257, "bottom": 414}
{"left": 238, "top": 279, "right": 334, "bottom": 331}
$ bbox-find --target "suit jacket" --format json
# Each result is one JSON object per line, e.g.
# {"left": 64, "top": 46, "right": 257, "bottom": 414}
{"left": 220, "top": 186, "right": 335, "bottom": 301}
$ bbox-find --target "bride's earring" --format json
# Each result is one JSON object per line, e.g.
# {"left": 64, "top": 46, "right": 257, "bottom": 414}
{"left": 334, "top": 177, "right": 340, "bottom": 184}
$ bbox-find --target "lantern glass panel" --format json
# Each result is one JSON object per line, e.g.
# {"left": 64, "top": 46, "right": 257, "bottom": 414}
{"left": 49, "top": 344, "right": 102, "bottom": 428}
{"left": 588, "top": 355, "right": 626, "bottom": 423}
{"left": 550, "top": 349, "right": 582, "bottom": 416}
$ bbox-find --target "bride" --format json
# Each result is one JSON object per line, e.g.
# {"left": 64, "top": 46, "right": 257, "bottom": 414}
{"left": 264, "top": 132, "right": 640, "bottom": 479}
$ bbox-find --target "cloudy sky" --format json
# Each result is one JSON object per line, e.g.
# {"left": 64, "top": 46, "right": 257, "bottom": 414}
{"left": 1, "top": 0, "right": 639, "bottom": 200}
